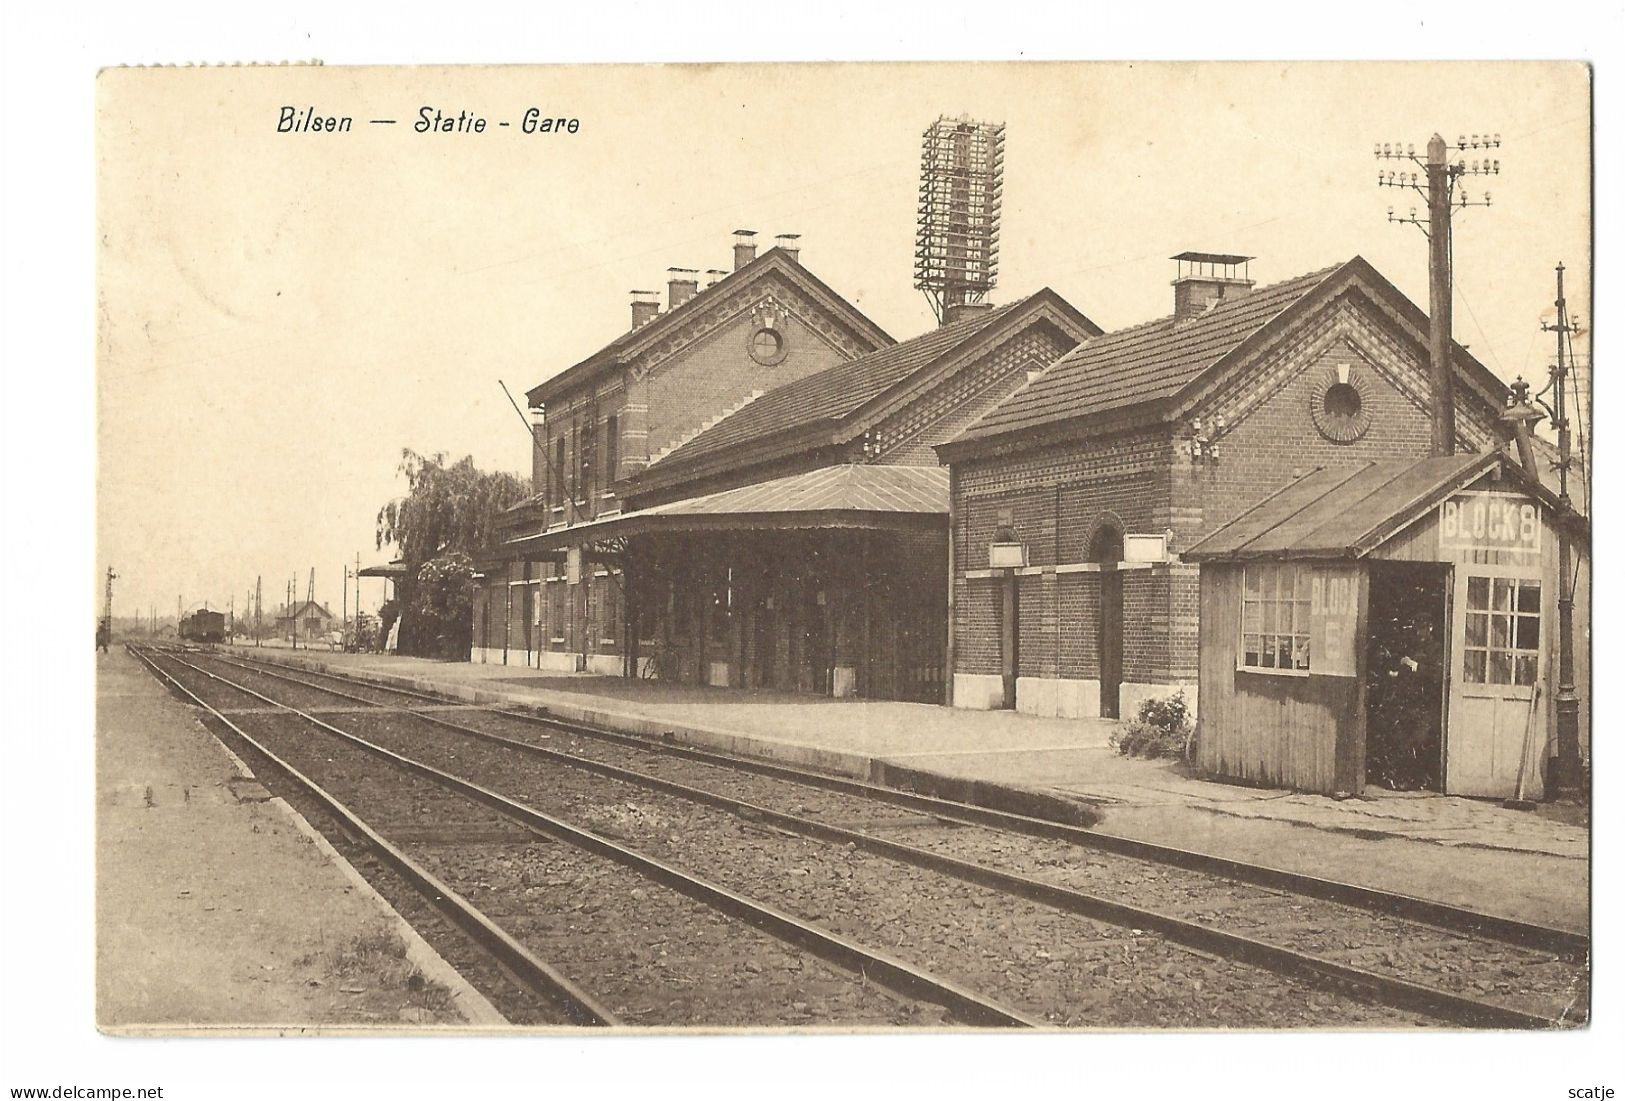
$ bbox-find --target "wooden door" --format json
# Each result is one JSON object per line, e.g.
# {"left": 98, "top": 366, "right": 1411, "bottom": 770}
{"left": 1099, "top": 566, "right": 1123, "bottom": 718}
{"left": 1445, "top": 566, "right": 1546, "bottom": 798}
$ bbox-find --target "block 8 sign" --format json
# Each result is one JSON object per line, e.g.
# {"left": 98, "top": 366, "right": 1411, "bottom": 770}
{"left": 1439, "top": 492, "right": 1541, "bottom": 555}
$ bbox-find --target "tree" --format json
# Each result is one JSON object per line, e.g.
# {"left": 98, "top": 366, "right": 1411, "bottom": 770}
{"left": 376, "top": 450, "right": 528, "bottom": 658}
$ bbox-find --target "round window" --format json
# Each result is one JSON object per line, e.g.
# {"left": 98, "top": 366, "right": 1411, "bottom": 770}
{"left": 1324, "top": 382, "right": 1362, "bottom": 418}
{"left": 1309, "top": 366, "right": 1374, "bottom": 443}
{"left": 748, "top": 325, "right": 788, "bottom": 366}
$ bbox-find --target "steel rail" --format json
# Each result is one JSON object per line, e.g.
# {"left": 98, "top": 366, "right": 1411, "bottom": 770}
{"left": 129, "top": 645, "right": 619, "bottom": 1028}
{"left": 199, "top": 648, "right": 1583, "bottom": 1030}
{"left": 153, "top": 647, "right": 1040, "bottom": 1029}
{"left": 226, "top": 648, "right": 1590, "bottom": 961}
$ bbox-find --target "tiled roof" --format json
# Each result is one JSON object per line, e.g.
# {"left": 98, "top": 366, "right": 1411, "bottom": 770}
{"left": 651, "top": 299, "right": 1027, "bottom": 469}
{"left": 952, "top": 264, "right": 1345, "bottom": 444}
{"left": 1184, "top": 452, "right": 1532, "bottom": 560}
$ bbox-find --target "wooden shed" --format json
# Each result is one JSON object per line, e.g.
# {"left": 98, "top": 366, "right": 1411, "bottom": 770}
{"left": 1184, "top": 451, "right": 1587, "bottom": 799}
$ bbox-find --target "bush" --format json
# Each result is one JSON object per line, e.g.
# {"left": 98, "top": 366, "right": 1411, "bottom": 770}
{"left": 1109, "top": 690, "right": 1194, "bottom": 760}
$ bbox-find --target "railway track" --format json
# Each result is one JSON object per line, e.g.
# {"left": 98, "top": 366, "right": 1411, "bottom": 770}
{"left": 136, "top": 645, "right": 1034, "bottom": 1029}
{"left": 226, "top": 649, "right": 1588, "bottom": 958}
{"left": 146, "top": 645, "right": 1586, "bottom": 1028}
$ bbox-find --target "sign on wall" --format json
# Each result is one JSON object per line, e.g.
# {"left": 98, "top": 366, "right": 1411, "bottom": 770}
{"left": 1439, "top": 491, "right": 1541, "bottom": 555}
{"left": 1124, "top": 532, "right": 1170, "bottom": 563}
{"left": 1310, "top": 565, "right": 1360, "bottom": 678}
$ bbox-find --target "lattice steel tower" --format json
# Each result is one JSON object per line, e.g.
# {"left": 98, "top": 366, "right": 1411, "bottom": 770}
{"left": 914, "top": 115, "right": 1004, "bottom": 323}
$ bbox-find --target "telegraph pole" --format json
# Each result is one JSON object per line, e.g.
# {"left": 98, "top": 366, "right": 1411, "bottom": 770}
{"left": 1535, "top": 262, "right": 1585, "bottom": 794}
{"left": 255, "top": 576, "right": 263, "bottom": 647}
{"left": 102, "top": 566, "right": 117, "bottom": 640}
{"left": 1376, "top": 132, "right": 1501, "bottom": 456}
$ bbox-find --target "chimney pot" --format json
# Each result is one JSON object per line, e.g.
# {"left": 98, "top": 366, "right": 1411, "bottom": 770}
{"left": 774, "top": 233, "right": 801, "bottom": 263}
{"left": 1170, "top": 251, "right": 1255, "bottom": 323}
{"left": 666, "top": 268, "right": 699, "bottom": 310}
{"left": 629, "top": 290, "right": 660, "bottom": 330}
{"left": 733, "top": 229, "right": 758, "bottom": 271}
{"left": 942, "top": 300, "right": 994, "bottom": 327}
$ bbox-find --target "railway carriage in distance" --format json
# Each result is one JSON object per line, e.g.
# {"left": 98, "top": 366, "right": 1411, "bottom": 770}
{"left": 179, "top": 609, "right": 226, "bottom": 644}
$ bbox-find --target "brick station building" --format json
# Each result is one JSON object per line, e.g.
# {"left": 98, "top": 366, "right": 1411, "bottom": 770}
{"left": 474, "top": 255, "right": 1100, "bottom": 701}
{"left": 935, "top": 253, "right": 1524, "bottom": 721}
{"left": 472, "top": 232, "right": 894, "bottom": 675}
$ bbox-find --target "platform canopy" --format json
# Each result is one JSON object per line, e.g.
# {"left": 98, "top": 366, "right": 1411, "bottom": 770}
{"left": 501, "top": 463, "right": 948, "bottom": 553}
{"left": 1184, "top": 451, "right": 1580, "bottom": 562}
{"left": 357, "top": 561, "right": 408, "bottom": 579}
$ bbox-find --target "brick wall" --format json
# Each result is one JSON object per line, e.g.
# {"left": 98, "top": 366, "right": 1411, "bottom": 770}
{"left": 948, "top": 290, "right": 1510, "bottom": 695}
{"left": 644, "top": 309, "right": 850, "bottom": 460}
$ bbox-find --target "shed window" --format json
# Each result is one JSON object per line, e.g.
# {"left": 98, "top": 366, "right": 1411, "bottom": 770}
{"left": 1463, "top": 575, "right": 1541, "bottom": 686}
{"left": 1241, "top": 564, "right": 1311, "bottom": 672}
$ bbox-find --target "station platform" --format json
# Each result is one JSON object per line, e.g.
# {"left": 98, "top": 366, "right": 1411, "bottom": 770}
{"left": 234, "top": 644, "right": 1590, "bottom": 933}
{"left": 96, "top": 646, "right": 503, "bottom": 1032}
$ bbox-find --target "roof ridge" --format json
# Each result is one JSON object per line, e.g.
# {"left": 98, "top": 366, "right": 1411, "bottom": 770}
{"left": 1094, "top": 262, "right": 1346, "bottom": 345}
{"left": 527, "top": 247, "right": 894, "bottom": 404}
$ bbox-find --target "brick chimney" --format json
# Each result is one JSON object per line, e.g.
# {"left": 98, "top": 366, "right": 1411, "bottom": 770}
{"left": 733, "top": 229, "right": 758, "bottom": 271}
{"left": 943, "top": 300, "right": 994, "bottom": 327}
{"left": 629, "top": 290, "right": 660, "bottom": 329}
{"left": 667, "top": 268, "right": 699, "bottom": 310}
{"left": 704, "top": 268, "right": 728, "bottom": 289}
{"left": 774, "top": 233, "right": 801, "bottom": 263}
{"left": 1171, "top": 252, "right": 1255, "bottom": 323}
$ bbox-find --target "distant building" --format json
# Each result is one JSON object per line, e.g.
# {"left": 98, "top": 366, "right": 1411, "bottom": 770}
{"left": 276, "top": 599, "right": 337, "bottom": 643}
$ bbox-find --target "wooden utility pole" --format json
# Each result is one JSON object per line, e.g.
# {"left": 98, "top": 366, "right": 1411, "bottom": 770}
{"left": 102, "top": 567, "right": 117, "bottom": 639}
{"left": 255, "top": 576, "right": 262, "bottom": 647}
{"left": 1377, "top": 132, "right": 1500, "bottom": 456}
{"left": 1424, "top": 135, "right": 1457, "bottom": 455}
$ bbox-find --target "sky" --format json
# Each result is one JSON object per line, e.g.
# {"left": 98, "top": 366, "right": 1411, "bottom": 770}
{"left": 95, "top": 61, "right": 1591, "bottom": 622}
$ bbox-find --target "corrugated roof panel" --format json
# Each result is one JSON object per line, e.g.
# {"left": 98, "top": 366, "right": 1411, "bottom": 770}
{"left": 1185, "top": 465, "right": 1376, "bottom": 558}
{"left": 1287, "top": 453, "right": 1490, "bottom": 555}
{"left": 649, "top": 463, "right": 948, "bottom": 517}
{"left": 1237, "top": 464, "right": 1421, "bottom": 557}
{"left": 1185, "top": 453, "right": 1497, "bottom": 560}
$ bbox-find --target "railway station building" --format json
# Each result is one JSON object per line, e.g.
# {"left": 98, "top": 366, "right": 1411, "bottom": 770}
{"left": 934, "top": 253, "right": 1558, "bottom": 724}
{"left": 472, "top": 232, "right": 894, "bottom": 677}
{"left": 473, "top": 256, "right": 1101, "bottom": 701}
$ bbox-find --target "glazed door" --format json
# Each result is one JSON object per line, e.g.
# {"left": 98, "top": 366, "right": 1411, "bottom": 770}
{"left": 1445, "top": 567, "right": 1546, "bottom": 799}
{"left": 1099, "top": 566, "right": 1123, "bottom": 719}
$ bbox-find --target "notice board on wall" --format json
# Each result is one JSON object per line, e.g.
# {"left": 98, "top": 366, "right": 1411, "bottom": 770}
{"left": 1311, "top": 565, "right": 1360, "bottom": 677}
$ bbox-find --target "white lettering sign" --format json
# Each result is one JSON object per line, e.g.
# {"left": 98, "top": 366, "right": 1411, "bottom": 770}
{"left": 1439, "top": 493, "right": 1541, "bottom": 554}
{"left": 1310, "top": 566, "right": 1360, "bottom": 677}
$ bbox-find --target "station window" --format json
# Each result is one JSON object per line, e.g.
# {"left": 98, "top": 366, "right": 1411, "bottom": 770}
{"left": 1241, "top": 563, "right": 1311, "bottom": 672}
{"left": 552, "top": 436, "right": 566, "bottom": 510}
{"left": 1463, "top": 575, "right": 1541, "bottom": 686}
